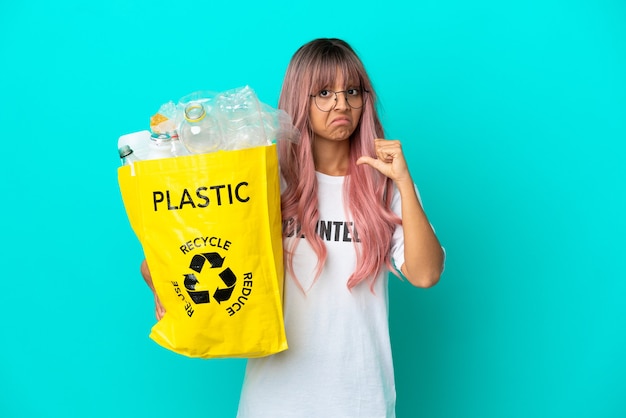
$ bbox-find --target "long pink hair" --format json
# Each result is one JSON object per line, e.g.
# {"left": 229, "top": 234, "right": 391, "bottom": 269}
{"left": 278, "top": 38, "right": 401, "bottom": 291}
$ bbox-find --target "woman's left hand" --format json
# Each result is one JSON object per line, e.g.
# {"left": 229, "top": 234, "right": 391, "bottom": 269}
{"left": 356, "top": 138, "right": 411, "bottom": 183}
{"left": 358, "top": 138, "right": 444, "bottom": 287}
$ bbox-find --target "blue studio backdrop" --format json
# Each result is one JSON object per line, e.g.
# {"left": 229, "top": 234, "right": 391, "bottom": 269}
{"left": 1, "top": 0, "right": 624, "bottom": 417}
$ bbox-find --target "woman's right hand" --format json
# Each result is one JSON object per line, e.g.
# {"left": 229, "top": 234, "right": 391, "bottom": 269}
{"left": 140, "top": 259, "right": 166, "bottom": 320}
{"left": 152, "top": 292, "right": 166, "bottom": 320}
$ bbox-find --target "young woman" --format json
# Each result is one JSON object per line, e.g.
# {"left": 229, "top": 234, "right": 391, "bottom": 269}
{"left": 235, "top": 38, "right": 445, "bottom": 417}
{"left": 141, "top": 37, "right": 444, "bottom": 417}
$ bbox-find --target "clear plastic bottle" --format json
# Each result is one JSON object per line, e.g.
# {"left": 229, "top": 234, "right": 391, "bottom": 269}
{"left": 148, "top": 132, "right": 175, "bottom": 159}
{"left": 119, "top": 145, "right": 140, "bottom": 166}
{"left": 118, "top": 130, "right": 152, "bottom": 160}
{"left": 168, "top": 130, "right": 190, "bottom": 157}
{"left": 179, "top": 102, "right": 223, "bottom": 154}
{"left": 214, "top": 86, "right": 275, "bottom": 150}
{"left": 119, "top": 145, "right": 141, "bottom": 175}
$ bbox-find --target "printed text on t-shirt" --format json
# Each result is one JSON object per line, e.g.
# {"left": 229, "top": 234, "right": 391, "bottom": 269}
{"left": 283, "top": 218, "right": 361, "bottom": 242}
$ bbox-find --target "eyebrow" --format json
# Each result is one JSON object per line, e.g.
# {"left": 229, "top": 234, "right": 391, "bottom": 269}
{"left": 318, "top": 81, "right": 360, "bottom": 90}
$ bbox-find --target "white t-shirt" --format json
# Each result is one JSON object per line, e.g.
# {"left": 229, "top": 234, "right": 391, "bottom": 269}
{"left": 237, "top": 172, "right": 406, "bottom": 418}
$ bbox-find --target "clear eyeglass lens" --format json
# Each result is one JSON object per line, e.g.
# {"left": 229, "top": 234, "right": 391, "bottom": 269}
{"left": 314, "top": 89, "right": 364, "bottom": 111}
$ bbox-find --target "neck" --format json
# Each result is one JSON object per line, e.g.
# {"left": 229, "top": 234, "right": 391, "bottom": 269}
{"left": 313, "top": 137, "right": 350, "bottom": 176}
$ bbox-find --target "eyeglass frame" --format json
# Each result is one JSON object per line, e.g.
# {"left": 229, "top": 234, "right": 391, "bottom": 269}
{"left": 309, "top": 87, "right": 368, "bottom": 112}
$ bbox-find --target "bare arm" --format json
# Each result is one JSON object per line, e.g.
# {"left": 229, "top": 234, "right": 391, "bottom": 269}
{"left": 357, "top": 139, "right": 444, "bottom": 287}
{"left": 140, "top": 259, "right": 166, "bottom": 319}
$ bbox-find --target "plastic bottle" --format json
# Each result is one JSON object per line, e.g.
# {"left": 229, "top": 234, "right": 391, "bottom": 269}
{"left": 119, "top": 145, "right": 141, "bottom": 175}
{"left": 168, "top": 130, "right": 190, "bottom": 157}
{"left": 118, "top": 130, "right": 152, "bottom": 160}
{"left": 119, "top": 145, "right": 140, "bottom": 165}
{"left": 147, "top": 132, "right": 176, "bottom": 160}
{"left": 215, "top": 86, "right": 268, "bottom": 150}
{"left": 179, "top": 102, "right": 223, "bottom": 154}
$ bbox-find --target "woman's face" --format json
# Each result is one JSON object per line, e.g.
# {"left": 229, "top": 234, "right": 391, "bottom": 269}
{"left": 308, "top": 72, "right": 363, "bottom": 144}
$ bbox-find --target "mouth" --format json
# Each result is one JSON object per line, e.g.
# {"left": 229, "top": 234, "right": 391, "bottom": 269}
{"left": 330, "top": 117, "right": 351, "bottom": 126}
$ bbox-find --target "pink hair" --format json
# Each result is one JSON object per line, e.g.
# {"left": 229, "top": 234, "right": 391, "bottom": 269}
{"left": 278, "top": 38, "right": 401, "bottom": 291}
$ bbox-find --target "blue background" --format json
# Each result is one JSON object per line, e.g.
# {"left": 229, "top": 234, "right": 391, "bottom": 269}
{"left": 1, "top": 0, "right": 625, "bottom": 417}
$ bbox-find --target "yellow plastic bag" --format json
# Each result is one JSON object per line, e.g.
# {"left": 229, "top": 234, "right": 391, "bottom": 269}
{"left": 118, "top": 144, "right": 287, "bottom": 358}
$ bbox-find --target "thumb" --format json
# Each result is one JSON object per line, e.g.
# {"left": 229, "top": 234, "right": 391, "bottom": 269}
{"left": 357, "top": 155, "right": 394, "bottom": 178}
{"left": 357, "top": 155, "right": 379, "bottom": 167}
{"left": 357, "top": 156, "right": 388, "bottom": 173}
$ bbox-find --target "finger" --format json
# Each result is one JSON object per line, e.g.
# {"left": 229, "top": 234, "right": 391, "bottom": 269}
{"left": 357, "top": 156, "right": 388, "bottom": 174}
{"left": 376, "top": 142, "right": 401, "bottom": 153}
{"left": 156, "top": 306, "right": 165, "bottom": 320}
{"left": 374, "top": 138, "right": 400, "bottom": 149}
{"left": 377, "top": 149, "right": 394, "bottom": 163}
{"left": 154, "top": 294, "right": 166, "bottom": 320}
{"left": 357, "top": 155, "right": 375, "bottom": 166}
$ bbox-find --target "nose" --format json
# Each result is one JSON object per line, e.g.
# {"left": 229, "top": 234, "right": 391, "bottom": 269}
{"left": 333, "top": 91, "right": 350, "bottom": 110}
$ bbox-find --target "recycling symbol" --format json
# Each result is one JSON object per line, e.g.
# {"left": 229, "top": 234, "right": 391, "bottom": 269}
{"left": 183, "top": 252, "right": 236, "bottom": 304}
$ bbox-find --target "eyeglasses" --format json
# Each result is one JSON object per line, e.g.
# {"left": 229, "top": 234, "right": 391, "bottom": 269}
{"left": 310, "top": 88, "right": 366, "bottom": 112}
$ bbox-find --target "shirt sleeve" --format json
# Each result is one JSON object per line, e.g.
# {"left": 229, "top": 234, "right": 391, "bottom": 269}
{"left": 389, "top": 185, "right": 407, "bottom": 273}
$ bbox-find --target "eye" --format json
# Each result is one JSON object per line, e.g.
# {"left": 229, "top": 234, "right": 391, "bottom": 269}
{"left": 347, "top": 88, "right": 361, "bottom": 96}
{"left": 318, "top": 89, "right": 333, "bottom": 98}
